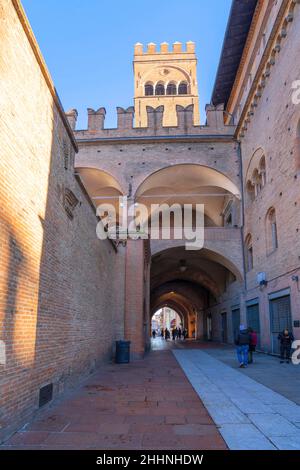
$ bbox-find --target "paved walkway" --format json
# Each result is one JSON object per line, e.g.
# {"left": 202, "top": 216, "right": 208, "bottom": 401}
{"left": 203, "top": 346, "right": 300, "bottom": 405}
{"left": 174, "top": 349, "right": 300, "bottom": 450}
{"left": 1, "top": 346, "right": 226, "bottom": 450}
{"left": 2, "top": 339, "right": 300, "bottom": 450}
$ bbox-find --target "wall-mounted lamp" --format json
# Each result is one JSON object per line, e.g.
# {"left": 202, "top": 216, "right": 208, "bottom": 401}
{"left": 179, "top": 259, "right": 187, "bottom": 273}
{"left": 257, "top": 272, "right": 268, "bottom": 288}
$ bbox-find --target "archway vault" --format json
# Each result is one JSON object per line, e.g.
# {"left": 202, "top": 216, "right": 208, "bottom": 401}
{"left": 134, "top": 164, "right": 241, "bottom": 228}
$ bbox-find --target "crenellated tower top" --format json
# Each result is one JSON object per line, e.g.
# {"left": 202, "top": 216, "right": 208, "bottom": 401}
{"left": 134, "top": 41, "right": 196, "bottom": 55}
{"left": 133, "top": 42, "right": 200, "bottom": 127}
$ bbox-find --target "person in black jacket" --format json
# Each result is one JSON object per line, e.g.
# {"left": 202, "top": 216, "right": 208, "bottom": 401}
{"left": 278, "top": 329, "right": 294, "bottom": 363}
{"left": 235, "top": 325, "right": 251, "bottom": 368}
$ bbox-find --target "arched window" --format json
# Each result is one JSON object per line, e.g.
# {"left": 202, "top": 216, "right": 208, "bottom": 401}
{"left": 155, "top": 82, "right": 165, "bottom": 95}
{"left": 259, "top": 156, "right": 266, "bottom": 187}
{"left": 166, "top": 82, "right": 177, "bottom": 95}
{"left": 246, "top": 180, "right": 255, "bottom": 203}
{"left": 246, "top": 149, "right": 267, "bottom": 204}
{"left": 178, "top": 81, "right": 188, "bottom": 94}
{"left": 266, "top": 208, "right": 278, "bottom": 253}
{"left": 252, "top": 169, "right": 262, "bottom": 196}
{"left": 145, "top": 82, "right": 154, "bottom": 96}
{"left": 245, "top": 234, "right": 254, "bottom": 272}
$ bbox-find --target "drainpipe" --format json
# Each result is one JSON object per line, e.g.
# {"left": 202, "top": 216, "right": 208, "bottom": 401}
{"left": 237, "top": 140, "right": 247, "bottom": 293}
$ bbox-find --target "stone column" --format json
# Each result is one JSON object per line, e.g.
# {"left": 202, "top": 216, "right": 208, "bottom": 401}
{"left": 124, "top": 239, "right": 146, "bottom": 359}
{"left": 195, "top": 310, "right": 204, "bottom": 340}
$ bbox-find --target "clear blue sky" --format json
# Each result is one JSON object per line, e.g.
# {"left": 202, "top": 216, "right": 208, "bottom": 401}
{"left": 22, "top": 0, "right": 232, "bottom": 128}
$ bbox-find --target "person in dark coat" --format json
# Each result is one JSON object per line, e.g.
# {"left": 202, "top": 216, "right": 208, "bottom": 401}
{"left": 172, "top": 328, "right": 176, "bottom": 341}
{"left": 278, "top": 329, "right": 294, "bottom": 363}
{"left": 248, "top": 327, "right": 258, "bottom": 364}
{"left": 235, "top": 325, "right": 250, "bottom": 368}
{"left": 152, "top": 329, "right": 156, "bottom": 339}
{"left": 178, "top": 328, "right": 182, "bottom": 339}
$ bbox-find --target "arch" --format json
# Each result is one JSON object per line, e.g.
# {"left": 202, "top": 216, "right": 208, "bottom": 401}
{"left": 145, "top": 82, "right": 154, "bottom": 96}
{"left": 245, "top": 147, "right": 267, "bottom": 200}
{"left": 245, "top": 147, "right": 266, "bottom": 182}
{"left": 76, "top": 167, "right": 124, "bottom": 194}
{"left": 166, "top": 82, "right": 177, "bottom": 95}
{"left": 178, "top": 81, "right": 188, "bottom": 94}
{"left": 141, "top": 65, "right": 191, "bottom": 87}
{"left": 151, "top": 304, "right": 186, "bottom": 327}
{"left": 135, "top": 164, "right": 241, "bottom": 200}
{"left": 75, "top": 167, "right": 125, "bottom": 214}
{"left": 135, "top": 164, "right": 241, "bottom": 229}
{"left": 150, "top": 282, "right": 202, "bottom": 339}
{"left": 155, "top": 82, "right": 165, "bottom": 95}
{"left": 151, "top": 245, "right": 243, "bottom": 286}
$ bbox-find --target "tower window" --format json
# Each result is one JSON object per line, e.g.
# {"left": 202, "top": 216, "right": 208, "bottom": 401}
{"left": 166, "top": 82, "right": 177, "bottom": 95}
{"left": 178, "top": 81, "right": 188, "bottom": 94}
{"left": 155, "top": 83, "right": 165, "bottom": 95}
{"left": 145, "top": 83, "right": 154, "bottom": 96}
{"left": 266, "top": 207, "right": 278, "bottom": 254}
{"left": 245, "top": 234, "right": 254, "bottom": 272}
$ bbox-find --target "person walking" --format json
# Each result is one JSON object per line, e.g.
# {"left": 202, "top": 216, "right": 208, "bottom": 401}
{"left": 235, "top": 325, "right": 250, "bottom": 368}
{"left": 172, "top": 328, "right": 176, "bottom": 341}
{"left": 278, "top": 329, "right": 294, "bottom": 363}
{"left": 152, "top": 329, "right": 156, "bottom": 339}
{"left": 248, "top": 327, "right": 258, "bottom": 364}
{"left": 164, "top": 328, "right": 170, "bottom": 341}
{"left": 178, "top": 328, "right": 182, "bottom": 340}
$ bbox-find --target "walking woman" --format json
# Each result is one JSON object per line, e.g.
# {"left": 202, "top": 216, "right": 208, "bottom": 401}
{"left": 248, "top": 327, "right": 257, "bottom": 364}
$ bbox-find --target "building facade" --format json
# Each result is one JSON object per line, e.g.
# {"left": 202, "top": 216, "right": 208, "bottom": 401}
{"left": 1, "top": 0, "right": 300, "bottom": 442}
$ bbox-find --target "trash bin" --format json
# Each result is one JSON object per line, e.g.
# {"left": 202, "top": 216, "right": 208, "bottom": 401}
{"left": 115, "top": 340, "right": 131, "bottom": 364}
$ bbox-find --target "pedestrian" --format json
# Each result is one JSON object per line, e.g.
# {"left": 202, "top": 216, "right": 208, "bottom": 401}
{"left": 178, "top": 328, "right": 182, "bottom": 339}
{"left": 161, "top": 328, "right": 164, "bottom": 338}
{"left": 235, "top": 324, "right": 250, "bottom": 368}
{"left": 183, "top": 328, "right": 188, "bottom": 340}
{"left": 165, "top": 328, "right": 170, "bottom": 341}
{"left": 278, "top": 328, "right": 294, "bottom": 363}
{"left": 248, "top": 327, "right": 257, "bottom": 364}
{"left": 172, "top": 328, "right": 176, "bottom": 341}
{"left": 152, "top": 329, "right": 156, "bottom": 339}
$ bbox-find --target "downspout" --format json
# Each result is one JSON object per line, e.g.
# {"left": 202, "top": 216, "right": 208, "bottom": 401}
{"left": 237, "top": 140, "right": 247, "bottom": 292}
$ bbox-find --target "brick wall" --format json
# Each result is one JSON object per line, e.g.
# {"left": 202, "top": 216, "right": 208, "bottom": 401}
{"left": 236, "top": 2, "right": 300, "bottom": 350}
{"left": 0, "top": 0, "right": 125, "bottom": 442}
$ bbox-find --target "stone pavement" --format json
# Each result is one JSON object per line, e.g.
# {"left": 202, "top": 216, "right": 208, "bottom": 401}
{"left": 203, "top": 345, "right": 300, "bottom": 405}
{"left": 174, "top": 349, "right": 300, "bottom": 450}
{"left": 2, "top": 339, "right": 300, "bottom": 450}
{"left": 0, "top": 344, "right": 226, "bottom": 450}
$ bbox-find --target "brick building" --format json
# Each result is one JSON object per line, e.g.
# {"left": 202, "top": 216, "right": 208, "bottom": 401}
{"left": 0, "top": 0, "right": 300, "bottom": 442}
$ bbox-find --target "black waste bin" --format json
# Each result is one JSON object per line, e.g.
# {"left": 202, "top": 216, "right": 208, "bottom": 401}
{"left": 115, "top": 340, "right": 131, "bottom": 364}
